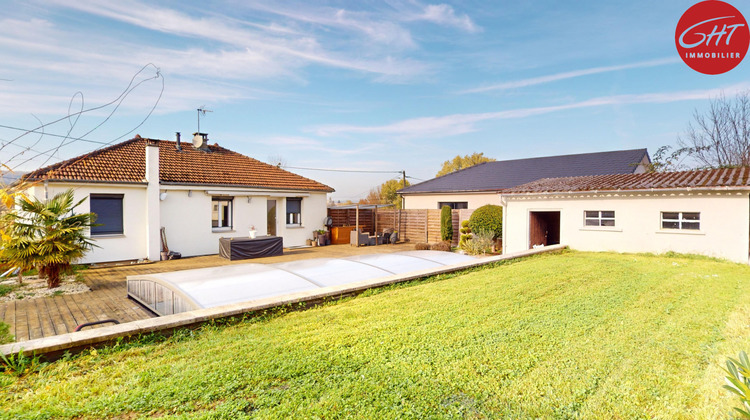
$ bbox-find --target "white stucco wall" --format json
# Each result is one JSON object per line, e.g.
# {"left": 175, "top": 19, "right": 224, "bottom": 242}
{"left": 159, "top": 187, "right": 328, "bottom": 256}
{"left": 403, "top": 193, "right": 499, "bottom": 210}
{"left": 502, "top": 190, "right": 750, "bottom": 264}
{"left": 24, "top": 183, "right": 328, "bottom": 263}
{"left": 27, "top": 183, "right": 150, "bottom": 264}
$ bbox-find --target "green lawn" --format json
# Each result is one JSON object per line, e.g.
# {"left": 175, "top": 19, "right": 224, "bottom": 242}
{"left": 3, "top": 250, "right": 750, "bottom": 419}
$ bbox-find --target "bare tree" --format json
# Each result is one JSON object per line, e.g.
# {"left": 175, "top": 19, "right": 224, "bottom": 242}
{"left": 678, "top": 91, "right": 750, "bottom": 168}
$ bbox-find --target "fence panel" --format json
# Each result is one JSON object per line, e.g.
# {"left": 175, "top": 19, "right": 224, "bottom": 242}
{"left": 330, "top": 208, "right": 476, "bottom": 245}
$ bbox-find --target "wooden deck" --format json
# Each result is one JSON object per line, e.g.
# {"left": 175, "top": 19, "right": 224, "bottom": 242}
{"left": 1, "top": 243, "right": 414, "bottom": 342}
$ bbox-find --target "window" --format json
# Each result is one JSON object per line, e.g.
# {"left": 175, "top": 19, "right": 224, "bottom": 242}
{"left": 584, "top": 210, "right": 615, "bottom": 227}
{"left": 438, "top": 201, "right": 468, "bottom": 210}
{"left": 661, "top": 212, "right": 700, "bottom": 230}
{"left": 286, "top": 197, "right": 302, "bottom": 225}
{"left": 90, "top": 194, "right": 124, "bottom": 235}
{"left": 212, "top": 197, "right": 233, "bottom": 229}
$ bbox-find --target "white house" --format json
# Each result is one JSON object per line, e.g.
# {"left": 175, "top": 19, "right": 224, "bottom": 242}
{"left": 21, "top": 134, "right": 334, "bottom": 264}
{"left": 399, "top": 149, "right": 650, "bottom": 210}
{"left": 500, "top": 167, "right": 750, "bottom": 264}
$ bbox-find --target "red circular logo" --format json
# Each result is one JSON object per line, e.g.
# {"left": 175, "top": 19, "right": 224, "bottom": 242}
{"left": 675, "top": 0, "right": 749, "bottom": 75}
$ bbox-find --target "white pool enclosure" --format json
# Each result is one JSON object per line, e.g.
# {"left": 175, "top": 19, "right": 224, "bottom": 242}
{"left": 127, "top": 251, "right": 475, "bottom": 316}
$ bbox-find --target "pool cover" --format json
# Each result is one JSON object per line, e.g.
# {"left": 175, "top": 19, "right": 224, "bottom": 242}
{"left": 127, "top": 251, "right": 475, "bottom": 316}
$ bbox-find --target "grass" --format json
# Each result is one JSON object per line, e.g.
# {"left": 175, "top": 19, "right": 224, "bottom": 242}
{"left": 0, "top": 284, "right": 17, "bottom": 298}
{"left": 2, "top": 250, "right": 750, "bottom": 419}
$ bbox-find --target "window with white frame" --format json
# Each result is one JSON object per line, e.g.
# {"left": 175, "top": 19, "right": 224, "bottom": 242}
{"left": 584, "top": 210, "right": 615, "bottom": 227}
{"left": 661, "top": 212, "right": 700, "bottom": 230}
{"left": 286, "top": 197, "right": 302, "bottom": 225}
{"left": 212, "top": 197, "right": 233, "bottom": 229}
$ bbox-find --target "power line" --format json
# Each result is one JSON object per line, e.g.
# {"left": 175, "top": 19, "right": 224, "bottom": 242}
{"left": 0, "top": 124, "right": 110, "bottom": 145}
{"left": 282, "top": 165, "right": 402, "bottom": 174}
{"left": 8, "top": 64, "right": 164, "bottom": 171}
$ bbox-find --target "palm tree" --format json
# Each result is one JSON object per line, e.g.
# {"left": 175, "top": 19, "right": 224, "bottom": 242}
{"left": 0, "top": 189, "right": 96, "bottom": 288}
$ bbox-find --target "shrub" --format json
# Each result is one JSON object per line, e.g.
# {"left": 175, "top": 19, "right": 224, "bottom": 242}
{"left": 440, "top": 205, "right": 453, "bottom": 242}
{"left": 459, "top": 220, "right": 471, "bottom": 249}
{"left": 430, "top": 241, "right": 451, "bottom": 252}
{"left": 0, "top": 322, "right": 12, "bottom": 344}
{"left": 414, "top": 243, "right": 430, "bottom": 250}
{"left": 464, "top": 229, "right": 494, "bottom": 255}
{"left": 724, "top": 350, "right": 750, "bottom": 418}
{"left": 468, "top": 205, "right": 502, "bottom": 240}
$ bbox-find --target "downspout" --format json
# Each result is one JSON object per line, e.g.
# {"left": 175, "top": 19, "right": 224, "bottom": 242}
{"left": 145, "top": 140, "right": 161, "bottom": 261}
{"left": 499, "top": 193, "right": 507, "bottom": 255}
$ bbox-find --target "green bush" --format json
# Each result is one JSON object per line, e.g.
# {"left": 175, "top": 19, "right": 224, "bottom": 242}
{"left": 724, "top": 351, "right": 750, "bottom": 418}
{"left": 459, "top": 220, "right": 471, "bottom": 249}
{"left": 468, "top": 205, "right": 502, "bottom": 240}
{"left": 440, "top": 205, "right": 453, "bottom": 242}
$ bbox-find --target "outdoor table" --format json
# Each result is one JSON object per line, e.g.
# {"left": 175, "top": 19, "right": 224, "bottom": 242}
{"left": 218, "top": 236, "right": 283, "bottom": 260}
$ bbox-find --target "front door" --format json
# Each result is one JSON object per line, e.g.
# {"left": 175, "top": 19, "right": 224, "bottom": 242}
{"left": 267, "top": 199, "right": 277, "bottom": 236}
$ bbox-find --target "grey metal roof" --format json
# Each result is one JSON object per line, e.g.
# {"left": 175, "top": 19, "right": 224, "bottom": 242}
{"left": 399, "top": 148, "right": 649, "bottom": 194}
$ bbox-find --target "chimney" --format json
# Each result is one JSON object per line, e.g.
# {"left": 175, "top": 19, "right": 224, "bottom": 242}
{"left": 175, "top": 132, "right": 181, "bottom": 151}
{"left": 192, "top": 132, "right": 210, "bottom": 151}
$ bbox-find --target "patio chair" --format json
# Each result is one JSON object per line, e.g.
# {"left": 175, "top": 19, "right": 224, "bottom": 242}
{"left": 350, "top": 229, "right": 378, "bottom": 246}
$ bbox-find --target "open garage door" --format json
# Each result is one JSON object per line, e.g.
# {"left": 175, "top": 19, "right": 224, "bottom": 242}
{"left": 529, "top": 211, "right": 560, "bottom": 249}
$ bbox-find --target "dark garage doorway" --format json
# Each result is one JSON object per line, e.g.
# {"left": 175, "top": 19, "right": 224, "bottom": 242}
{"left": 529, "top": 211, "right": 560, "bottom": 249}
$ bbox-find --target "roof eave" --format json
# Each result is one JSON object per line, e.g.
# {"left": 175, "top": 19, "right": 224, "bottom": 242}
{"left": 500, "top": 186, "right": 750, "bottom": 197}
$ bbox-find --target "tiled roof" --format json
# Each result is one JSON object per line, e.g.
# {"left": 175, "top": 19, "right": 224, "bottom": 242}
{"left": 502, "top": 167, "right": 750, "bottom": 194}
{"left": 23, "top": 137, "right": 334, "bottom": 192}
{"left": 398, "top": 148, "right": 649, "bottom": 194}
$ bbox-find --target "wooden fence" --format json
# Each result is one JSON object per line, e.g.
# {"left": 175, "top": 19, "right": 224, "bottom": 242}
{"left": 327, "top": 208, "right": 473, "bottom": 246}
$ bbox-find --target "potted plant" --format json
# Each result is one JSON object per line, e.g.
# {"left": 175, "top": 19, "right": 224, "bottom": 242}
{"left": 249, "top": 225, "right": 257, "bottom": 239}
{"left": 316, "top": 229, "right": 327, "bottom": 246}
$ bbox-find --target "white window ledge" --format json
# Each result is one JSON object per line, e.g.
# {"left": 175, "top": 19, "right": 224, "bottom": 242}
{"left": 91, "top": 234, "right": 126, "bottom": 238}
{"left": 212, "top": 228, "right": 235, "bottom": 233}
{"left": 655, "top": 230, "right": 705, "bottom": 236}
{"left": 579, "top": 227, "right": 622, "bottom": 232}
{"left": 286, "top": 225, "right": 305, "bottom": 229}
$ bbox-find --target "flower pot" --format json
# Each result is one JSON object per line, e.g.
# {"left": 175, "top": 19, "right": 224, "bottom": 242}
{"left": 249, "top": 230, "right": 257, "bottom": 239}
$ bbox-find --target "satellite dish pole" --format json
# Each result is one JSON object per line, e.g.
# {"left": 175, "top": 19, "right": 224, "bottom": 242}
{"left": 197, "top": 106, "right": 212, "bottom": 133}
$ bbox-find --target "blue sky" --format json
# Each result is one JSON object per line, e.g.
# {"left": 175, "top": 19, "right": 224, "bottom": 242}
{"left": 1, "top": 0, "right": 749, "bottom": 200}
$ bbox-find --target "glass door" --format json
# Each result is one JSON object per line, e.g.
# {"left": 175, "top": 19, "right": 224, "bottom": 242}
{"left": 267, "top": 199, "right": 277, "bottom": 236}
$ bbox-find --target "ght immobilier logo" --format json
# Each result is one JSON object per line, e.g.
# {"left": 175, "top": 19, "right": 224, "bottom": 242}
{"left": 675, "top": 0, "right": 749, "bottom": 74}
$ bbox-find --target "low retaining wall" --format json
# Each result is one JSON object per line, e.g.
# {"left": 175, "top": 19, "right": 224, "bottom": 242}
{"left": 1, "top": 245, "right": 567, "bottom": 359}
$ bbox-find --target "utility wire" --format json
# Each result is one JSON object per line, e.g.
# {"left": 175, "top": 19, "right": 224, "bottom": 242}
{"left": 9, "top": 64, "right": 164, "bottom": 171}
{"left": 0, "top": 125, "right": 110, "bottom": 145}
{"left": 282, "top": 165, "right": 402, "bottom": 174}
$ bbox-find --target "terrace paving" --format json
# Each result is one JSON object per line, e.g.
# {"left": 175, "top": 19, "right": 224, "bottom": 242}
{"left": 1, "top": 243, "right": 414, "bottom": 342}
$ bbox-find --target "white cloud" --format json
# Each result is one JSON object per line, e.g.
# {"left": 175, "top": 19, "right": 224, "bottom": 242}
{"left": 44, "top": 0, "right": 428, "bottom": 79}
{"left": 310, "top": 83, "right": 750, "bottom": 139}
{"left": 414, "top": 4, "right": 481, "bottom": 33}
{"left": 459, "top": 57, "right": 680, "bottom": 94}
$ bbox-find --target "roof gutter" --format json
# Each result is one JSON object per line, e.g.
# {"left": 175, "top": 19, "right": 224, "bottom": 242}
{"left": 24, "top": 179, "right": 148, "bottom": 186}
{"left": 159, "top": 181, "right": 334, "bottom": 193}
{"left": 499, "top": 186, "right": 750, "bottom": 198}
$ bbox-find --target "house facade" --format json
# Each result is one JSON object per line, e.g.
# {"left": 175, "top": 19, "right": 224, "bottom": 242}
{"left": 22, "top": 135, "right": 334, "bottom": 264}
{"left": 399, "top": 149, "right": 651, "bottom": 210}
{"left": 500, "top": 168, "right": 750, "bottom": 264}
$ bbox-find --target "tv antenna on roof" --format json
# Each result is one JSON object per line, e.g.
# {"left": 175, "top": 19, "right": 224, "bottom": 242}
{"left": 197, "top": 106, "right": 212, "bottom": 132}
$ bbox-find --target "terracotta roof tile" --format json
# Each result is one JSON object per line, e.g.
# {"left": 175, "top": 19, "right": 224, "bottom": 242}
{"left": 23, "top": 137, "right": 334, "bottom": 192}
{"left": 502, "top": 167, "right": 750, "bottom": 194}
